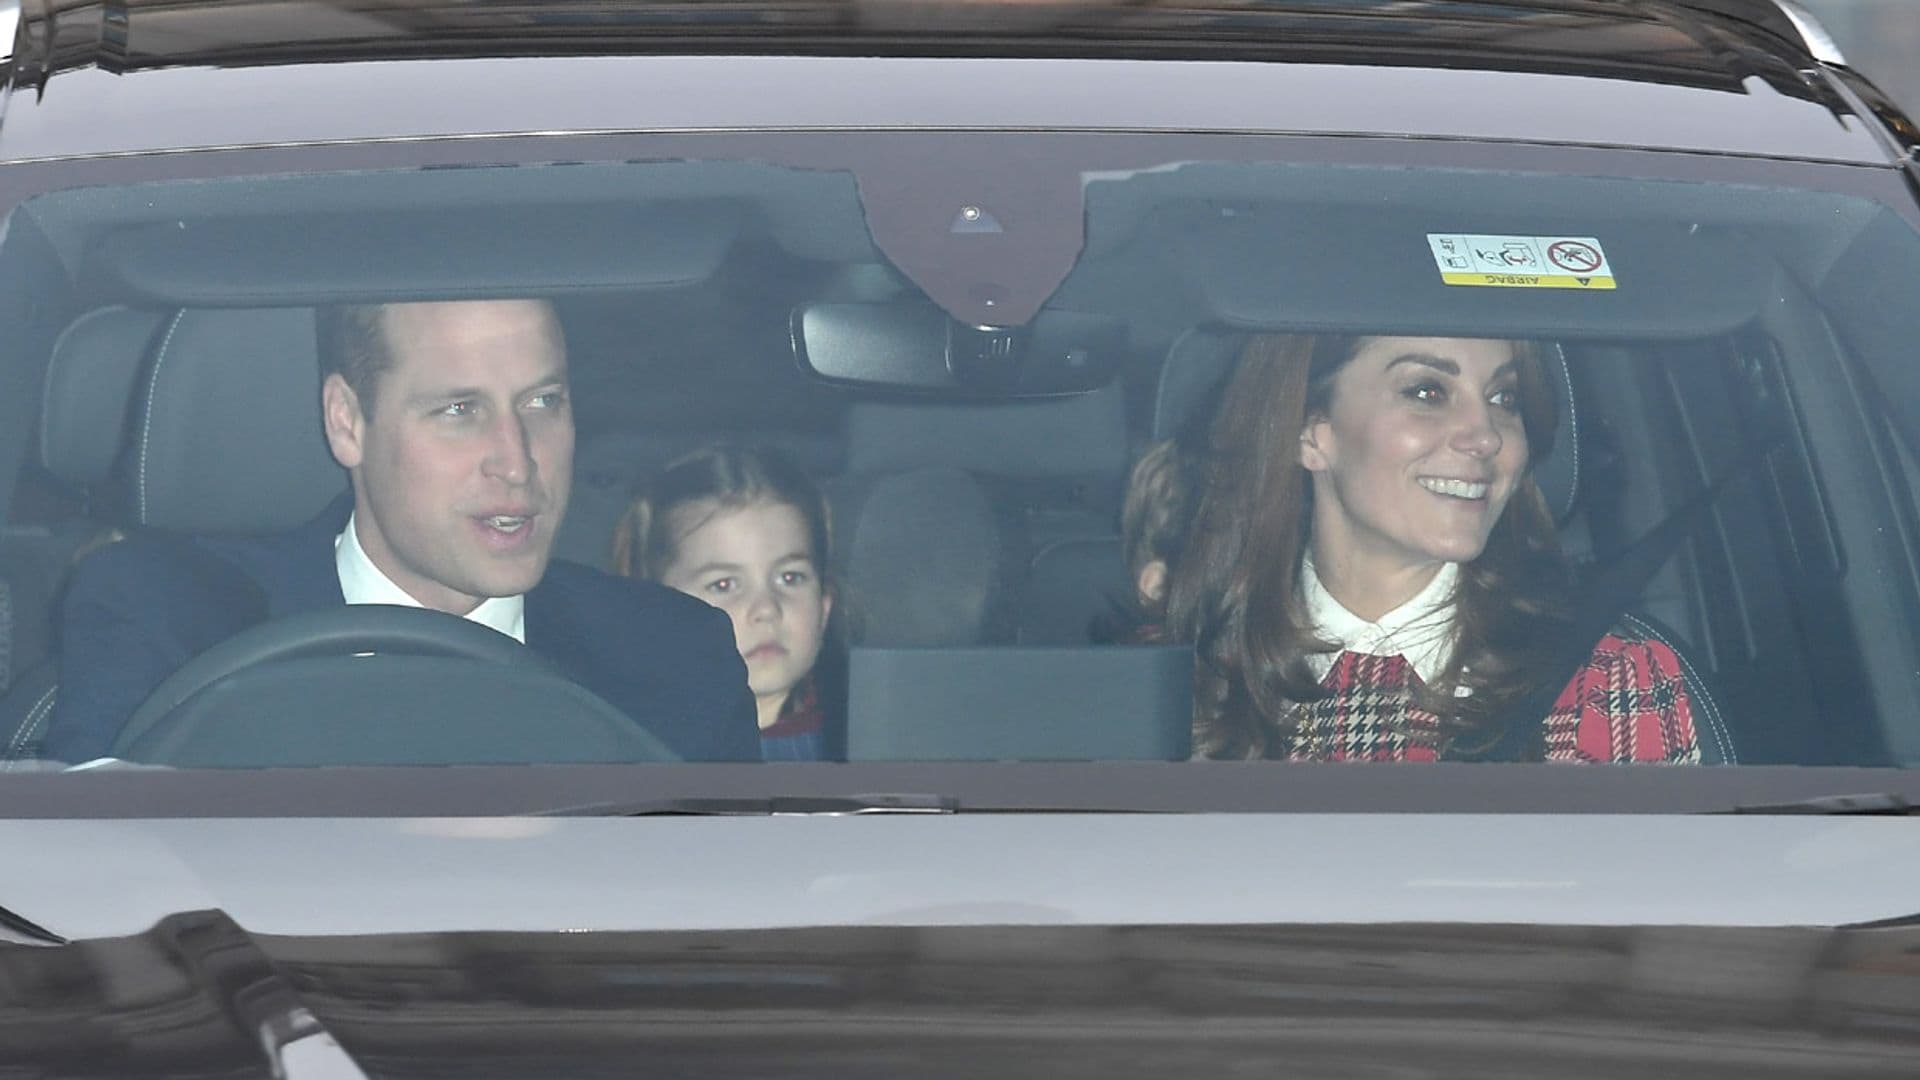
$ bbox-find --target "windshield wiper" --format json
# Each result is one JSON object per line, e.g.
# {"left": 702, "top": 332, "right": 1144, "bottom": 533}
{"left": 535, "top": 793, "right": 961, "bottom": 817}
{"left": 1725, "top": 792, "right": 1915, "bottom": 815}
{"left": 1, "top": 902, "right": 67, "bottom": 947}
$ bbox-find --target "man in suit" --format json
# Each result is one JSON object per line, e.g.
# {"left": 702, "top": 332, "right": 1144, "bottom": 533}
{"left": 46, "top": 299, "right": 759, "bottom": 763}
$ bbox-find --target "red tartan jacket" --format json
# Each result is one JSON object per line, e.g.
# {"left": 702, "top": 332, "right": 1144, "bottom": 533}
{"left": 1289, "top": 632, "right": 1701, "bottom": 764}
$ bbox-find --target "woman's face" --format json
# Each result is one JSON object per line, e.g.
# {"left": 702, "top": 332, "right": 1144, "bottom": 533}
{"left": 1298, "top": 336, "right": 1528, "bottom": 574}
{"left": 659, "top": 499, "right": 831, "bottom": 717}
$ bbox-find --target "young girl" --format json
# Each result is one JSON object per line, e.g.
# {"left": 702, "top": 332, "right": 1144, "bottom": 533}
{"left": 613, "top": 446, "right": 837, "bottom": 761}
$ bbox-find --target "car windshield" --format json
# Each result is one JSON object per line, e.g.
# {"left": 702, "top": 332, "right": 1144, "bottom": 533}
{"left": 4, "top": 131, "right": 1920, "bottom": 790}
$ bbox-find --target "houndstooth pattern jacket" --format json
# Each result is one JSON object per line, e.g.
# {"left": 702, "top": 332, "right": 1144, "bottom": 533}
{"left": 1290, "top": 634, "right": 1701, "bottom": 763}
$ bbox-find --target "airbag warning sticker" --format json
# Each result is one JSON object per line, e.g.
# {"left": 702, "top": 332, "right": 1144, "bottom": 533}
{"left": 1427, "top": 234, "right": 1616, "bottom": 290}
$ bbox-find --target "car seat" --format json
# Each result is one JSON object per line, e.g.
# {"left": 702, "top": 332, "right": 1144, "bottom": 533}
{"left": 842, "top": 384, "right": 1131, "bottom": 646}
{"left": 1, "top": 306, "right": 344, "bottom": 760}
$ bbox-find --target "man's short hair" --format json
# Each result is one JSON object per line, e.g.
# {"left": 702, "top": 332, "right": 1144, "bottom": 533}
{"left": 315, "top": 304, "right": 394, "bottom": 415}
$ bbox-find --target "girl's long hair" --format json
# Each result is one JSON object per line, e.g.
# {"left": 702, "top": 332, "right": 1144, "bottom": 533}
{"left": 1163, "top": 334, "right": 1570, "bottom": 759}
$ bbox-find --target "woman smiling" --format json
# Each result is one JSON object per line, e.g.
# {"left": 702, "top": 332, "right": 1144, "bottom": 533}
{"left": 1165, "top": 334, "right": 1700, "bottom": 764}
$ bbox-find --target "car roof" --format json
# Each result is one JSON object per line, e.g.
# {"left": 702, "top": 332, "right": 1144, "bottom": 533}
{"left": 0, "top": 0, "right": 1836, "bottom": 72}
{"left": 0, "top": 0, "right": 1900, "bottom": 165}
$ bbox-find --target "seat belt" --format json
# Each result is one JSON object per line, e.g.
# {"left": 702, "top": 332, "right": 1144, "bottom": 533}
{"left": 1448, "top": 458, "right": 1758, "bottom": 762}
{"left": 0, "top": 579, "right": 12, "bottom": 699}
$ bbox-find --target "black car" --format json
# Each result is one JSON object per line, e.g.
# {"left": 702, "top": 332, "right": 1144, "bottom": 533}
{"left": 3, "top": 1, "right": 1920, "bottom": 1076}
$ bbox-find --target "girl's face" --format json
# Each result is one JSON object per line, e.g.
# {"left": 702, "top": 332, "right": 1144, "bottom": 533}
{"left": 1298, "top": 336, "right": 1528, "bottom": 575}
{"left": 659, "top": 499, "right": 831, "bottom": 721}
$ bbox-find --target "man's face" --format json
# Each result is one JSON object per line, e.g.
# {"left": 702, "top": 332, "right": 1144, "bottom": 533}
{"left": 322, "top": 300, "right": 573, "bottom": 615}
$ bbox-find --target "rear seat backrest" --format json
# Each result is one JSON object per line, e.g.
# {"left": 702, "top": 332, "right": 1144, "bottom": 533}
{"left": 845, "top": 384, "right": 1131, "bottom": 645}
{"left": 828, "top": 468, "right": 1002, "bottom": 647}
{"left": 846, "top": 383, "right": 1128, "bottom": 490}
{"left": 1020, "top": 536, "right": 1130, "bottom": 644}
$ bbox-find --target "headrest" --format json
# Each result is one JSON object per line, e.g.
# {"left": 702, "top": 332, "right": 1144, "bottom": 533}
{"left": 131, "top": 308, "right": 347, "bottom": 533}
{"left": 846, "top": 384, "right": 1128, "bottom": 487}
{"left": 1151, "top": 328, "right": 1241, "bottom": 444}
{"left": 576, "top": 428, "right": 844, "bottom": 495}
{"left": 1154, "top": 330, "right": 1580, "bottom": 524}
{"left": 829, "top": 468, "right": 1002, "bottom": 647}
{"left": 42, "top": 307, "right": 168, "bottom": 488}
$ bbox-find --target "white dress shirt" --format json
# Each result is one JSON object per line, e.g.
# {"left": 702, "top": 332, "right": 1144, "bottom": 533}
{"left": 335, "top": 511, "right": 525, "bottom": 643}
{"left": 1301, "top": 555, "right": 1459, "bottom": 685}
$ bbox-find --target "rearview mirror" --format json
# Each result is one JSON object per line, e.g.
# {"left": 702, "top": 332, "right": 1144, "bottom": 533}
{"left": 792, "top": 302, "right": 1123, "bottom": 396}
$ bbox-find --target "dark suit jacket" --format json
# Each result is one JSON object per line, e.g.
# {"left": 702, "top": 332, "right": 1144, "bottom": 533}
{"left": 46, "top": 498, "right": 759, "bottom": 764}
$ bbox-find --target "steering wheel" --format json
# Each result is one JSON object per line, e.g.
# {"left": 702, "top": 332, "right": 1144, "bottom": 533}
{"left": 114, "top": 605, "right": 678, "bottom": 766}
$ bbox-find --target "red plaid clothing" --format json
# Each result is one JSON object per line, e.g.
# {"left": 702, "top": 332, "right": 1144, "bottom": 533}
{"left": 758, "top": 676, "right": 827, "bottom": 762}
{"left": 1288, "top": 630, "right": 1700, "bottom": 763}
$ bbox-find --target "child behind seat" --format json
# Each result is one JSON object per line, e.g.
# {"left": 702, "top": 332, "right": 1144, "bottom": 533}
{"left": 612, "top": 446, "right": 838, "bottom": 761}
{"left": 1106, "top": 438, "right": 1198, "bottom": 643}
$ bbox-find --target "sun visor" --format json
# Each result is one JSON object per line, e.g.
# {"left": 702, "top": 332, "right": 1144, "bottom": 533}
{"left": 93, "top": 203, "right": 743, "bottom": 306}
{"left": 1162, "top": 205, "right": 1777, "bottom": 340}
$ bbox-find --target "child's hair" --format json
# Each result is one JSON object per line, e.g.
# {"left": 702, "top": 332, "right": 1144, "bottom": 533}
{"left": 612, "top": 444, "right": 833, "bottom": 587}
{"left": 1091, "top": 438, "right": 1199, "bottom": 644}
{"left": 1121, "top": 439, "right": 1196, "bottom": 599}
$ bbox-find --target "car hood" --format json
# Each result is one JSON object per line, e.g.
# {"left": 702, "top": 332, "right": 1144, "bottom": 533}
{"left": 3, "top": 814, "right": 1920, "bottom": 1076}
{"left": 6, "top": 814, "right": 1920, "bottom": 939}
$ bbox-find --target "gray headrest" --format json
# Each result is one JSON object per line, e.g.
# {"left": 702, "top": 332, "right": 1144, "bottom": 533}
{"left": 846, "top": 384, "right": 1128, "bottom": 485}
{"left": 1155, "top": 330, "right": 1580, "bottom": 523}
{"left": 42, "top": 307, "right": 168, "bottom": 488}
{"left": 1151, "top": 328, "right": 1241, "bottom": 444}
{"left": 830, "top": 468, "right": 1001, "bottom": 646}
{"left": 132, "top": 308, "right": 347, "bottom": 533}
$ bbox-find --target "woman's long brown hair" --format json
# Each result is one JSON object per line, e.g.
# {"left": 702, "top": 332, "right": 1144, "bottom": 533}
{"left": 1163, "top": 334, "right": 1571, "bottom": 759}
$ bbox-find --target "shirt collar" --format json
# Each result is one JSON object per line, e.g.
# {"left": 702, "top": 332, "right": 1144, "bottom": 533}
{"left": 335, "top": 511, "right": 526, "bottom": 644}
{"left": 1301, "top": 555, "right": 1458, "bottom": 684}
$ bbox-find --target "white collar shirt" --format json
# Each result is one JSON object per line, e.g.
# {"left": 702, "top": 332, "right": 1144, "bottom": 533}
{"left": 1301, "top": 556, "right": 1459, "bottom": 685}
{"left": 335, "top": 511, "right": 526, "bottom": 644}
